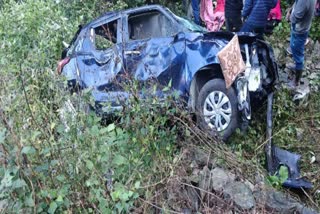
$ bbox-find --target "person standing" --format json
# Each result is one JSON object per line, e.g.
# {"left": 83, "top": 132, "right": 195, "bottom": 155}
{"left": 191, "top": 0, "right": 201, "bottom": 25}
{"left": 287, "top": 0, "right": 316, "bottom": 87}
{"left": 240, "top": 0, "right": 277, "bottom": 35}
{"left": 225, "top": 0, "right": 243, "bottom": 32}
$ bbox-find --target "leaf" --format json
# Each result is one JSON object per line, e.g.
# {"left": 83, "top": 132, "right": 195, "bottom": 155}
{"left": 134, "top": 181, "right": 140, "bottom": 189}
{"left": 21, "top": 146, "right": 36, "bottom": 155}
{"left": 48, "top": 201, "right": 58, "bottom": 214}
{"left": 0, "top": 128, "right": 6, "bottom": 144}
{"left": 106, "top": 123, "right": 116, "bottom": 132}
{"left": 279, "top": 166, "right": 289, "bottom": 184}
{"left": 112, "top": 155, "right": 126, "bottom": 166}
{"left": 56, "top": 175, "right": 65, "bottom": 182}
{"left": 56, "top": 195, "right": 63, "bottom": 203}
{"left": 86, "top": 160, "right": 94, "bottom": 170}
{"left": 12, "top": 179, "right": 27, "bottom": 189}
{"left": 25, "top": 193, "right": 35, "bottom": 207}
{"left": 168, "top": 79, "right": 172, "bottom": 88}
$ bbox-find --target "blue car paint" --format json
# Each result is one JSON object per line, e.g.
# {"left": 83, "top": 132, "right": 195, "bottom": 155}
{"left": 61, "top": 5, "right": 277, "bottom": 112}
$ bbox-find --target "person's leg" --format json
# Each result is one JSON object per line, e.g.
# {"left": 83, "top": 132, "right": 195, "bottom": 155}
{"left": 232, "top": 16, "right": 243, "bottom": 32}
{"left": 191, "top": 0, "right": 200, "bottom": 25}
{"left": 253, "top": 27, "right": 265, "bottom": 40}
{"left": 290, "top": 31, "right": 308, "bottom": 85}
{"left": 225, "top": 17, "right": 231, "bottom": 31}
{"left": 226, "top": 16, "right": 242, "bottom": 32}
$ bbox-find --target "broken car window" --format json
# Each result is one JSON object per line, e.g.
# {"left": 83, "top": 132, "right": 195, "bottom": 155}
{"left": 128, "top": 11, "right": 177, "bottom": 40}
{"left": 93, "top": 19, "right": 118, "bottom": 50}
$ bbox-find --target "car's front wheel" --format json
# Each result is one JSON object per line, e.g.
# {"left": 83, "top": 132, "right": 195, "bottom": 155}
{"left": 196, "top": 79, "right": 238, "bottom": 141}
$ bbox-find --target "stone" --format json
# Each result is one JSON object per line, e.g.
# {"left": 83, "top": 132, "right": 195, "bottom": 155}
{"left": 273, "top": 47, "right": 281, "bottom": 59}
{"left": 254, "top": 189, "right": 318, "bottom": 214}
{"left": 223, "top": 182, "right": 255, "bottom": 210}
{"left": 312, "top": 41, "right": 320, "bottom": 56}
{"left": 198, "top": 166, "right": 211, "bottom": 199}
{"left": 0, "top": 200, "right": 7, "bottom": 212}
{"left": 191, "top": 148, "right": 216, "bottom": 168}
{"left": 244, "top": 180, "right": 255, "bottom": 192}
{"left": 210, "top": 167, "right": 235, "bottom": 192}
{"left": 296, "top": 128, "right": 304, "bottom": 141}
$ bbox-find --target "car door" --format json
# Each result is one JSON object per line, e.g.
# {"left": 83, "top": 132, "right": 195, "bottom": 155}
{"left": 80, "top": 17, "right": 128, "bottom": 109}
{"left": 123, "top": 9, "right": 187, "bottom": 96}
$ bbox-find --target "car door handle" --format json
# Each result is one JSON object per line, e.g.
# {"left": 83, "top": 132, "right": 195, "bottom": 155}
{"left": 124, "top": 50, "right": 140, "bottom": 55}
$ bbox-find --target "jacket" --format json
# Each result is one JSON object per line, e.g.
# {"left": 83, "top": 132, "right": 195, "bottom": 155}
{"left": 225, "top": 0, "right": 243, "bottom": 18}
{"left": 242, "top": 0, "right": 278, "bottom": 27}
{"left": 290, "top": 0, "right": 316, "bottom": 33}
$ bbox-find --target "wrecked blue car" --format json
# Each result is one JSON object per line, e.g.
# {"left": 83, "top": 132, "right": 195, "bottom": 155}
{"left": 57, "top": 5, "right": 278, "bottom": 140}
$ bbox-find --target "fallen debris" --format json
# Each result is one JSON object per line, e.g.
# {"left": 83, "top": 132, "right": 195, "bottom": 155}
{"left": 265, "top": 92, "right": 313, "bottom": 189}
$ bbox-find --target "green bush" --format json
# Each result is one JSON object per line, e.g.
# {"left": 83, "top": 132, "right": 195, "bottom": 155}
{"left": 0, "top": 0, "right": 186, "bottom": 212}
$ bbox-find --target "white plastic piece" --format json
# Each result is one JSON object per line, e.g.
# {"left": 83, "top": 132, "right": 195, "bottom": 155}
{"left": 248, "top": 67, "right": 261, "bottom": 92}
{"left": 244, "top": 44, "right": 251, "bottom": 78}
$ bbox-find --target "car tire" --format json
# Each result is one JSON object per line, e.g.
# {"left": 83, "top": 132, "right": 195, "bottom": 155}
{"left": 196, "top": 78, "right": 238, "bottom": 141}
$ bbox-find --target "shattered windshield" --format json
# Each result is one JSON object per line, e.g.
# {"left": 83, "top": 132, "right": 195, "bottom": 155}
{"left": 165, "top": 8, "right": 206, "bottom": 32}
{"left": 176, "top": 16, "right": 207, "bottom": 32}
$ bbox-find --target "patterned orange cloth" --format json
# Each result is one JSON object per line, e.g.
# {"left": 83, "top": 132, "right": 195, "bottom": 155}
{"left": 217, "top": 35, "right": 245, "bottom": 89}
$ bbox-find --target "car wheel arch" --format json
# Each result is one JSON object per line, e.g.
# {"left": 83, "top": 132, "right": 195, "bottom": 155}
{"left": 188, "top": 63, "right": 224, "bottom": 112}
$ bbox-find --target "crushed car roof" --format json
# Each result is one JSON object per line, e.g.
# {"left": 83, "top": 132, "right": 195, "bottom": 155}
{"left": 85, "top": 4, "right": 168, "bottom": 28}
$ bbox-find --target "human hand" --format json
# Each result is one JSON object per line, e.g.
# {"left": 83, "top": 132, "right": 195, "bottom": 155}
{"left": 286, "top": 8, "right": 292, "bottom": 22}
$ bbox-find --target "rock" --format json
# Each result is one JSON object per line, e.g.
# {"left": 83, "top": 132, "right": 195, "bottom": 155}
{"left": 306, "top": 60, "right": 312, "bottom": 66}
{"left": 210, "top": 167, "right": 235, "bottom": 192}
{"left": 254, "top": 189, "right": 318, "bottom": 214}
{"left": 296, "top": 128, "right": 304, "bottom": 141}
{"left": 0, "top": 200, "right": 7, "bottom": 212}
{"left": 188, "top": 168, "right": 201, "bottom": 183}
{"left": 244, "top": 180, "right": 255, "bottom": 192}
{"left": 191, "top": 148, "right": 216, "bottom": 168}
{"left": 279, "top": 71, "right": 290, "bottom": 83}
{"left": 184, "top": 186, "right": 200, "bottom": 212}
{"left": 223, "top": 182, "right": 255, "bottom": 210}
{"left": 199, "top": 167, "right": 235, "bottom": 199}
{"left": 199, "top": 166, "right": 211, "bottom": 199}
{"left": 312, "top": 41, "right": 320, "bottom": 56}
{"left": 273, "top": 47, "right": 281, "bottom": 59}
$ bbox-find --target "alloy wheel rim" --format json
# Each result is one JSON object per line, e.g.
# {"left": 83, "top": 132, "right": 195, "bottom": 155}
{"left": 203, "top": 91, "right": 232, "bottom": 132}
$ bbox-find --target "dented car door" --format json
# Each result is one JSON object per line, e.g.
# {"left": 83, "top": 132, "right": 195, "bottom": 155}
{"left": 80, "top": 17, "right": 127, "bottom": 109}
{"left": 123, "top": 9, "right": 187, "bottom": 95}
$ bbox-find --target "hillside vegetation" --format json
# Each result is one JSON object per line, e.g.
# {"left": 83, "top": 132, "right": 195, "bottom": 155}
{"left": 0, "top": 0, "right": 319, "bottom": 212}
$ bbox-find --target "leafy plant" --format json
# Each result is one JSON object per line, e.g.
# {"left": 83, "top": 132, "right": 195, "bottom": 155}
{"left": 266, "top": 165, "right": 289, "bottom": 188}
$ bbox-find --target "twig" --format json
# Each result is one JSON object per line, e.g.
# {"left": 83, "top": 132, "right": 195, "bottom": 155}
{"left": 25, "top": 175, "right": 36, "bottom": 214}
{"left": 301, "top": 187, "right": 320, "bottom": 210}
{"left": 138, "top": 197, "right": 181, "bottom": 214}
{"left": 19, "top": 65, "right": 50, "bottom": 138}
{"left": 179, "top": 181, "right": 241, "bottom": 212}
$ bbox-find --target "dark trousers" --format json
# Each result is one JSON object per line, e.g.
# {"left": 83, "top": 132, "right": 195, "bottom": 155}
{"left": 290, "top": 29, "right": 308, "bottom": 70}
{"left": 191, "top": 0, "right": 200, "bottom": 25}
{"left": 225, "top": 16, "right": 242, "bottom": 32}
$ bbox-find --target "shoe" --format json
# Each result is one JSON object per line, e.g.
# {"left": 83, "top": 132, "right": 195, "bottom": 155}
{"left": 295, "top": 69, "right": 303, "bottom": 86}
{"left": 286, "top": 79, "right": 297, "bottom": 89}
{"left": 286, "top": 62, "right": 295, "bottom": 71}
{"left": 286, "top": 46, "right": 292, "bottom": 55}
{"left": 305, "top": 38, "right": 310, "bottom": 46}
{"left": 285, "top": 68, "right": 303, "bottom": 89}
